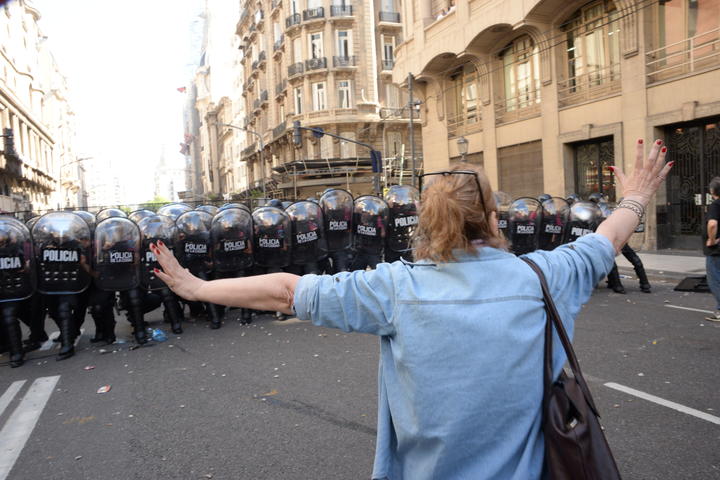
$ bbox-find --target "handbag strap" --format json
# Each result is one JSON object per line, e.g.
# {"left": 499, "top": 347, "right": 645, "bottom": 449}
{"left": 521, "top": 257, "right": 600, "bottom": 417}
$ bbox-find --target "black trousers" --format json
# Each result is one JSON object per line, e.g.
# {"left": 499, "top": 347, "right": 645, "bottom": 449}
{"left": 351, "top": 252, "right": 382, "bottom": 271}
{"left": 329, "top": 250, "right": 352, "bottom": 273}
{"left": 607, "top": 244, "right": 650, "bottom": 289}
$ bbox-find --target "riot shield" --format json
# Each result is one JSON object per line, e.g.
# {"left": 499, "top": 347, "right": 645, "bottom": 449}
{"left": 157, "top": 203, "right": 193, "bottom": 221}
{"left": 538, "top": 197, "right": 570, "bottom": 251}
{"left": 32, "top": 212, "right": 91, "bottom": 294}
{"left": 175, "top": 210, "right": 214, "bottom": 275}
{"left": 93, "top": 217, "right": 141, "bottom": 291}
{"left": 286, "top": 201, "right": 324, "bottom": 265}
{"left": 353, "top": 196, "right": 389, "bottom": 255}
{"left": 73, "top": 211, "right": 97, "bottom": 232}
{"left": 137, "top": 215, "right": 177, "bottom": 290}
{"left": 26, "top": 215, "right": 41, "bottom": 232}
{"left": 211, "top": 208, "right": 254, "bottom": 272}
{"left": 507, "top": 197, "right": 541, "bottom": 255}
{"left": 319, "top": 188, "right": 353, "bottom": 252}
{"left": 281, "top": 201, "right": 293, "bottom": 210}
{"left": 128, "top": 209, "right": 155, "bottom": 224}
{"left": 0, "top": 216, "right": 35, "bottom": 302}
{"left": 494, "top": 191, "right": 512, "bottom": 239}
{"left": 564, "top": 201, "right": 602, "bottom": 243}
{"left": 252, "top": 207, "right": 291, "bottom": 268}
{"left": 196, "top": 205, "right": 219, "bottom": 216}
{"left": 96, "top": 208, "right": 127, "bottom": 222}
{"left": 385, "top": 185, "right": 420, "bottom": 254}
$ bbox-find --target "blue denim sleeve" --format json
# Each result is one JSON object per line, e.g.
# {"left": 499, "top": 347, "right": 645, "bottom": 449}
{"left": 293, "top": 262, "right": 398, "bottom": 336}
{"left": 523, "top": 233, "right": 616, "bottom": 318}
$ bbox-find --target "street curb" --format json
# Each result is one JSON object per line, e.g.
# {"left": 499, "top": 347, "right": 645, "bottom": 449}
{"left": 617, "top": 266, "right": 699, "bottom": 284}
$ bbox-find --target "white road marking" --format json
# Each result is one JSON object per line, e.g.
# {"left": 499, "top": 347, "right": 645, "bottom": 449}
{"left": 39, "top": 329, "right": 84, "bottom": 351}
{"left": 0, "top": 376, "right": 60, "bottom": 480}
{"left": 664, "top": 304, "right": 715, "bottom": 315}
{"left": 0, "top": 381, "right": 26, "bottom": 418}
{"left": 604, "top": 382, "right": 720, "bottom": 426}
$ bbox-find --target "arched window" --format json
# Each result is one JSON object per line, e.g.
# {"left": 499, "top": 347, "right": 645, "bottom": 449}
{"left": 445, "top": 63, "right": 480, "bottom": 137}
{"left": 560, "top": 0, "right": 620, "bottom": 103}
{"left": 499, "top": 35, "right": 541, "bottom": 116}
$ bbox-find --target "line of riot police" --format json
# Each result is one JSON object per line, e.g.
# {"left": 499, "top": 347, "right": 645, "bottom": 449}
{"left": 0, "top": 185, "right": 421, "bottom": 368}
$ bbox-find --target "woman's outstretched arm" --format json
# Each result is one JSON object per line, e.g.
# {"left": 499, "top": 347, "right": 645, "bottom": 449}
{"left": 596, "top": 138, "right": 673, "bottom": 253}
{"left": 150, "top": 241, "right": 301, "bottom": 315}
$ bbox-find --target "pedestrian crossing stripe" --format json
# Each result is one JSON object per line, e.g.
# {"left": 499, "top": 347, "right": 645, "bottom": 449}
{"left": 0, "top": 376, "right": 60, "bottom": 480}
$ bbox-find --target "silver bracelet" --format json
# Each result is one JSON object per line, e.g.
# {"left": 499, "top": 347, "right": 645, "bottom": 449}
{"left": 617, "top": 200, "right": 644, "bottom": 221}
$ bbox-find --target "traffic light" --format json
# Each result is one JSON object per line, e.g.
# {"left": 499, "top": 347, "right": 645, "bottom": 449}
{"left": 370, "top": 150, "right": 382, "bottom": 173}
{"left": 293, "top": 121, "right": 302, "bottom": 147}
{"left": 311, "top": 127, "right": 324, "bottom": 139}
{"left": 2, "top": 128, "right": 16, "bottom": 159}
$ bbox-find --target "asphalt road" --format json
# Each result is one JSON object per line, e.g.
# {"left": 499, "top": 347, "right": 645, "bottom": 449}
{"left": 0, "top": 278, "right": 718, "bottom": 480}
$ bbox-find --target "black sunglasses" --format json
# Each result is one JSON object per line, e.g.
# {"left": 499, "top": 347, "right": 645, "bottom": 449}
{"left": 419, "top": 170, "right": 488, "bottom": 214}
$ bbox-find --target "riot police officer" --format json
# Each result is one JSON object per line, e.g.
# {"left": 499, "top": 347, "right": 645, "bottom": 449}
{"left": 385, "top": 185, "right": 420, "bottom": 263}
{"left": 252, "top": 205, "right": 291, "bottom": 319}
{"left": 286, "top": 201, "right": 324, "bottom": 275}
{"left": 507, "top": 197, "right": 541, "bottom": 256}
{"left": 538, "top": 197, "right": 571, "bottom": 251}
{"left": 351, "top": 195, "right": 389, "bottom": 270}
{"left": 319, "top": 189, "right": 354, "bottom": 273}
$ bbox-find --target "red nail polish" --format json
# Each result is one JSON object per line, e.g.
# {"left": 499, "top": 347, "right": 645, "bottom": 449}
{"left": 608, "top": 166, "right": 615, "bottom": 172}
{"left": 668, "top": 161, "right": 674, "bottom": 167}
{"left": 158, "top": 240, "right": 164, "bottom": 246}
{"left": 661, "top": 147, "right": 667, "bottom": 153}
{"left": 153, "top": 268, "right": 160, "bottom": 273}
{"left": 638, "top": 139, "right": 643, "bottom": 144}
{"left": 656, "top": 139, "right": 663, "bottom": 145}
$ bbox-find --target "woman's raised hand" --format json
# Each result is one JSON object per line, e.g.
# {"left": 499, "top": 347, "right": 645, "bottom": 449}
{"left": 150, "top": 241, "right": 205, "bottom": 302}
{"left": 610, "top": 139, "right": 674, "bottom": 206}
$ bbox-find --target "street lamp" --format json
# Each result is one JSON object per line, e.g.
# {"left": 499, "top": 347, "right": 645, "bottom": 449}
{"left": 457, "top": 136, "right": 469, "bottom": 163}
{"left": 220, "top": 123, "right": 266, "bottom": 197}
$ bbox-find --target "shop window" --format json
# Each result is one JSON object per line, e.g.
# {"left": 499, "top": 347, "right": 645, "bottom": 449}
{"left": 573, "top": 137, "right": 616, "bottom": 202}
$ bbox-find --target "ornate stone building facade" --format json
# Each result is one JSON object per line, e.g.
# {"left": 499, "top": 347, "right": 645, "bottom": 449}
{"left": 394, "top": 0, "right": 720, "bottom": 250}
{"left": 236, "top": 0, "right": 419, "bottom": 199}
{"left": 0, "top": 0, "right": 83, "bottom": 213}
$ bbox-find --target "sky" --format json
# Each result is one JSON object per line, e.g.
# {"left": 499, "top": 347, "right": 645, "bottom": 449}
{"left": 33, "top": 0, "right": 205, "bottom": 204}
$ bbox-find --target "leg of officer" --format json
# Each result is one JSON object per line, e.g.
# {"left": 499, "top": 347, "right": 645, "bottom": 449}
{"left": 622, "top": 244, "right": 651, "bottom": 293}
{"left": 606, "top": 263, "right": 626, "bottom": 294}
{"left": 1, "top": 302, "right": 24, "bottom": 367}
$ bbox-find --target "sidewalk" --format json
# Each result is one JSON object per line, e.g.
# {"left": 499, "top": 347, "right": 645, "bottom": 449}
{"left": 616, "top": 251, "right": 706, "bottom": 278}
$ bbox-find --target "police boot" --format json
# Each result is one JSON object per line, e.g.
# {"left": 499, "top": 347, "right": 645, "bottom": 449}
{"left": 103, "top": 307, "right": 116, "bottom": 345}
{"left": 89, "top": 305, "right": 106, "bottom": 343}
{"left": 125, "top": 289, "right": 148, "bottom": 345}
{"left": 2, "top": 303, "right": 24, "bottom": 368}
{"left": 161, "top": 289, "right": 184, "bottom": 334}
{"left": 56, "top": 298, "right": 76, "bottom": 361}
{"left": 207, "top": 303, "right": 222, "bottom": 329}
{"left": 240, "top": 308, "right": 252, "bottom": 325}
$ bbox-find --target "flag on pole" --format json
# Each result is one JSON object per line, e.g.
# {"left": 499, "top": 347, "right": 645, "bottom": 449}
{"left": 176, "top": 87, "right": 186, "bottom": 93}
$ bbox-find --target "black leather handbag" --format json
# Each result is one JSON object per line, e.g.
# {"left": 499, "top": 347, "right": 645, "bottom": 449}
{"left": 522, "top": 258, "right": 622, "bottom": 480}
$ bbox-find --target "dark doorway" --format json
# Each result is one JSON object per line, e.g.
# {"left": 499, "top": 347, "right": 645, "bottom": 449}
{"left": 658, "top": 118, "right": 720, "bottom": 249}
{"left": 573, "top": 136, "right": 616, "bottom": 202}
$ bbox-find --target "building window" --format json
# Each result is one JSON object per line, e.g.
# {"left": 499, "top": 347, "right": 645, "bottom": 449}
{"left": 385, "top": 83, "right": 400, "bottom": 108}
{"left": 649, "top": 0, "right": 720, "bottom": 80}
{"left": 500, "top": 35, "right": 541, "bottom": 112}
{"left": 445, "top": 64, "right": 480, "bottom": 137}
{"left": 382, "top": 35, "right": 395, "bottom": 62}
{"left": 294, "top": 87, "right": 303, "bottom": 114}
{"left": 312, "top": 82, "right": 326, "bottom": 110}
{"left": 309, "top": 32, "right": 324, "bottom": 59}
{"left": 387, "top": 131, "right": 402, "bottom": 156}
{"left": 340, "top": 131, "right": 357, "bottom": 158}
{"left": 293, "top": 36, "right": 302, "bottom": 63}
{"left": 574, "top": 137, "right": 616, "bottom": 202}
{"left": 337, "top": 30, "right": 352, "bottom": 57}
{"left": 291, "top": 0, "right": 300, "bottom": 15}
{"left": 308, "top": 0, "right": 323, "bottom": 8}
{"left": 338, "top": 80, "right": 352, "bottom": 108}
{"left": 560, "top": 1, "right": 620, "bottom": 103}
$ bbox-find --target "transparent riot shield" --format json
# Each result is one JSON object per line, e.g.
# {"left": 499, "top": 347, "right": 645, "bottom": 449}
{"left": 196, "top": 205, "right": 219, "bottom": 216}
{"left": 385, "top": 185, "right": 420, "bottom": 255}
{"left": 353, "top": 196, "right": 389, "bottom": 255}
{"left": 32, "top": 212, "right": 92, "bottom": 294}
{"left": 157, "top": 203, "right": 193, "bottom": 221}
{"left": 211, "top": 207, "right": 254, "bottom": 272}
{"left": 93, "top": 217, "right": 141, "bottom": 291}
{"left": 137, "top": 214, "right": 177, "bottom": 290}
{"left": 0, "top": 216, "right": 35, "bottom": 302}
{"left": 128, "top": 209, "right": 155, "bottom": 224}
{"left": 219, "top": 203, "right": 251, "bottom": 213}
{"left": 175, "top": 210, "right": 214, "bottom": 275}
{"left": 319, "top": 188, "right": 353, "bottom": 252}
{"left": 286, "top": 201, "right": 324, "bottom": 265}
{"left": 494, "top": 191, "right": 512, "bottom": 240}
{"left": 538, "top": 197, "right": 571, "bottom": 251}
{"left": 252, "top": 207, "right": 291, "bottom": 268}
{"left": 73, "top": 211, "right": 97, "bottom": 232}
{"left": 564, "top": 201, "right": 602, "bottom": 243}
{"left": 508, "top": 197, "right": 541, "bottom": 255}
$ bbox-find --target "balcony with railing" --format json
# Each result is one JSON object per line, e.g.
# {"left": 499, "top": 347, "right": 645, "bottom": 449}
{"left": 558, "top": 63, "right": 621, "bottom": 108}
{"left": 275, "top": 79, "right": 288, "bottom": 96}
{"left": 251, "top": 59, "right": 259, "bottom": 71}
{"left": 258, "top": 50, "right": 267, "bottom": 68}
{"left": 273, "top": 34, "right": 285, "bottom": 52}
{"left": 378, "top": 11, "right": 401, "bottom": 23}
{"left": 271, "top": 0, "right": 282, "bottom": 12}
{"left": 646, "top": 28, "right": 720, "bottom": 84}
{"left": 333, "top": 55, "right": 357, "bottom": 68}
{"left": 253, "top": 98, "right": 262, "bottom": 111}
{"left": 288, "top": 62, "right": 305, "bottom": 77}
{"left": 330, "top": 5, "right": 353, "bottom": 17}
{"left": 303, "top": 7, "right": 325, "bottom": 22}
{"left": 381, "top": 59, "right": 395, "bottom": 71}
{"left": 272, "top": 121, "right": 287, "bottom": 138}
{"left": 286, "top": 13, "right": 301, "bottom": 28}
{"left": 494, "top": 90, "right": 541, "bottom": 125}
{"left": 254, "top": 9, "right": 264, "bottom": 25}
{"left": 260, "top": 90, "right": 269, "bottom": 105}
{"left": 305, "top": 57, "right": 327, "bottom": 71}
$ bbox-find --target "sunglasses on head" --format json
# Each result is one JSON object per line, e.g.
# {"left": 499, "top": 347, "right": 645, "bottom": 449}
{"left": 419, "top": 170, "right": 488, "bottom": 214}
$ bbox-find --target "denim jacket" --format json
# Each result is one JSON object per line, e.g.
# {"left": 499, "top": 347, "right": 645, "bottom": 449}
{"left": 294, "top": 234, "right": 615, "bottom": 480}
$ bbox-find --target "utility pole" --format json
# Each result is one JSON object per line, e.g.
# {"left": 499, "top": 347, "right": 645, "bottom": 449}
{"left": 408, "top": 73, "right": 416, "bottom": 188}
